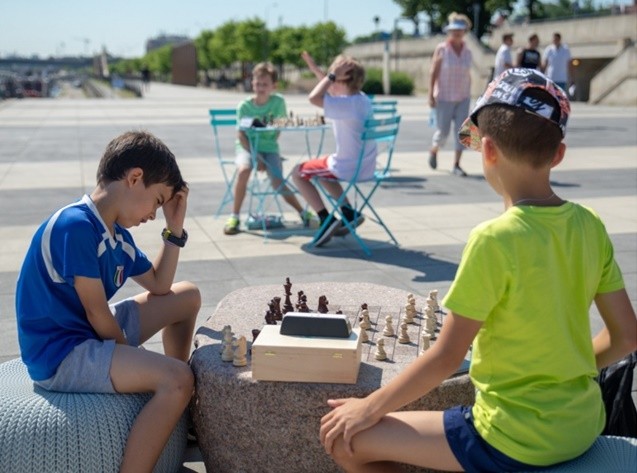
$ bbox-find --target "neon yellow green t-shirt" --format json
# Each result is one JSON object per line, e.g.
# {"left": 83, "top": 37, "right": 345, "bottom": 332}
{"left": 442, "top": 202, "right": 624, "bottom": 466}
{"left": 235, "top": 93, "right": 287, "bottom": 154}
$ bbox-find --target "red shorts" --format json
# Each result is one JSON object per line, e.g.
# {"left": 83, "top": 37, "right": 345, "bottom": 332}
{"left": 297, "top": 156, "right": 337, "bottom": 181}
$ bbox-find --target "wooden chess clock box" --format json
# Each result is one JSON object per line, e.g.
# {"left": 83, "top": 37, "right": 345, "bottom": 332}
{"left": 252, "top": 326, "right": 362, "bottom": 384}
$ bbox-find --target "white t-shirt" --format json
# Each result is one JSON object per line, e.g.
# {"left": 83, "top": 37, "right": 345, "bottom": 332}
{"left": 543, "top": 44, "right": 571, "bottom": 83}
{"left": 324, "top": 93, "right": 377, "bottom": 181}
{"left": 494, "top": 44, "right": 513, "bottom": 78}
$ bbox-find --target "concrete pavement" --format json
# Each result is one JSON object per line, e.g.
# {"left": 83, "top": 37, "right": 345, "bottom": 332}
{"left": 0, "top": 82, "right": 635, "bottom": 472}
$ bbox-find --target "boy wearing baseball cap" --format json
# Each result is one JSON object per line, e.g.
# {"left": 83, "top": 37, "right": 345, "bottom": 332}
{"left": 318, "top": 69, "right": 636, "bottom": 472}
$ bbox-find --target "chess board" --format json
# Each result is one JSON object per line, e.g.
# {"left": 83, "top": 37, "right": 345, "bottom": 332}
{"left": 258, "top": 283, "right": 471, "bottom": 374}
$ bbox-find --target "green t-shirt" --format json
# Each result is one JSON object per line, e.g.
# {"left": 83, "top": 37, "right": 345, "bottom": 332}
{"left": 442, "top": 202, "right": 624, "bottom": 466}
{"left": 235, "top": 93, "right": 287, "bottom": 154}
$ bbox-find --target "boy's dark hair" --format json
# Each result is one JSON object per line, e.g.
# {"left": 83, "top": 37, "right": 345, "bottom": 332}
{"left": 97, "top": 131, "right": 185, "bottom": 194}
{"left": 475, "top": 89, "right": 563, "bottom": 168}
{"left": 252, "top": 62, "right": 278, "bottom": 83}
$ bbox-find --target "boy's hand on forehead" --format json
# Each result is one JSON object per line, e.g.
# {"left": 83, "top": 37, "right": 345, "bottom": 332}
{"left": 162, "top": 186, "right": 188, "bottom": 233}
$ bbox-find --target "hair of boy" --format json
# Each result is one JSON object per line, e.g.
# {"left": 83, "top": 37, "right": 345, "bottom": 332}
{"left": 96, "top": 131, "right": 186, "bottom": 194}
{"left": 252, "top": 62, "right": 278, "bottom": 83}
{"left": 474, "top": 89, "right": 563, "bottom": 169}
{"left": 328, "top": 55, "right": 366, "bottom": 93}
{"left": 502, "top": 33, "right": 514, "bottom": 41}
{"left": 529, "top": 33, "right": 539, "bottom": 42}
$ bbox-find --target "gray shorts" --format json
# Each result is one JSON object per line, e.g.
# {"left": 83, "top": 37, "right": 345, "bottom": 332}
{"left": 35, "top": 298, "right": 141, "bottom": 394}
{"left": 236, "top": 149, "right": 284, "bottom": 179}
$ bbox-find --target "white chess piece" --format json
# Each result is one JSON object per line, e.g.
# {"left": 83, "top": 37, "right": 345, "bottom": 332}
{"left": 383, "top": 315, "right": 394, "bottom": 337}
{"left": 420, "top": 332, "right": 431, "bottom": 356}
{"left": 403, "top": 304, "right": 415, "bottom": 324}
{"left": 232, "top": 336, "right": 248, "bottom": 367}
{"left": 398, "top": 322, "right": 410, "bottom": 344}
{"left": 360, "top": 329, "right": 369, "bottom": 343}
{"left": 359, "top": 309, "right": 371, "bottom": 330}
{"left": 221, "top": 326, "right": 235, "bottom": 362}
{"left": 374, "top": 338, "right": 387, "bottom": 361}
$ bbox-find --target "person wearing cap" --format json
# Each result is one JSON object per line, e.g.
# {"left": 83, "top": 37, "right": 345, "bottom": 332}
{"left": 318, "top": 68, "right": 636, "bottom": 472}
{"left": 542, "top": 32, "right": 573, "bottom": 91}
{"left": 493, "top": 32, "right": 514, "bottom": 78}
{"left": 516, "top": 33, "right": 541, "bottom": 69}
{"left": 427, "top": 12, "right": 473, "bottom": 177}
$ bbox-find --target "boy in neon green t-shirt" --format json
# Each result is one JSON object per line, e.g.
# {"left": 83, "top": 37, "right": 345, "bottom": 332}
{"left": 317, "top": 69, "right": 636, "bottom": 472}
{"left": 224, "top": 62, "right": 311, "bottom": 235}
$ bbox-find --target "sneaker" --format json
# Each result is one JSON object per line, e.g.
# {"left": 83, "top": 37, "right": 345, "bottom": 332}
{"left": 299, "top": 209, "right": 315, "bottom": 228}
{"left": 314, "top": 219, "right": 342, "bottom": 247}
{"left": 452, "top": 165, "right": 467, "bottom": 177}
{"left": 334, "top": 214, "right": 365, "bottom": 236}
{"left": 428, "top": 151, "right": 437, "bottom": 170}
{"left": 223, "top": 215, "right": 240, "bottom": 235}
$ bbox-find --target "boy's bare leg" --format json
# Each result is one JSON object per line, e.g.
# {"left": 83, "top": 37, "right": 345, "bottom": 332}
{"left": 110, "top": 345, "right": 194, "bottom": 473}
{"left": 270, "top": 176, "right": 304, "bottom": 213}
{"left": 330, "top": 411, "right": 462, "bottom": 473}
{"left": 232, "top": 166, "right": 252, "bottom": 215}
{"left": 135, "top": 281, "right": 200, "bottom": 361}
{"left": 292, "top": 168, "right": 325, "bottom": 211}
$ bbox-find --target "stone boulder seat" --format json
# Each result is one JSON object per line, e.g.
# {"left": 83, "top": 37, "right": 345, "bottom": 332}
{"left": 0, "top": 358, "right": 187, "bottom": 473}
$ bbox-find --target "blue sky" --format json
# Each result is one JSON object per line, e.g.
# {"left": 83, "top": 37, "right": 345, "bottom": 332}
{"left": 0, "top": 0, "right": 402, "bottom": 58}
{"left": 0, "top": 0, "right": 630, "bottom": 58}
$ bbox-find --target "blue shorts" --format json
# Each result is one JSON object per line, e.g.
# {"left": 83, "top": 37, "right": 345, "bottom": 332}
{"left": 444, "top": 406, "right": 544, "bottom": 473}
{"left": 34, "top": 299, "right": 141, "bottom": 394}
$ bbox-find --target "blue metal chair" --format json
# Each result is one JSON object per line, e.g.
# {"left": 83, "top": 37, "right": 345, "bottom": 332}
{"left": 310, "top": 115, "right": 401, "bottom": 255}
{"left": 209, "top": 109, "right": 238, "bottom": 217}
{"left": 371, "top": 99, "right": 398, "bottom": 118}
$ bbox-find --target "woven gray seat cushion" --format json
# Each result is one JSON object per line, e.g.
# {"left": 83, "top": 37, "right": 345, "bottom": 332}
{"left": 0, "top": 358, "right": 187, "bottom": 473}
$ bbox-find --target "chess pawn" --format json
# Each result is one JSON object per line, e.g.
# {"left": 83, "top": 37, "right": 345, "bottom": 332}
{"left": 398, "top": 322, "right": 410, "bottom": 344}
{"left": 374, "top": 338, "right": 387, "bottom": 361}
{"left": 359, "top": 309, "right": 371, "bottom": 330}
{"left": 359, "top": 329, "right": 369, "bottom": 343}
{"left": 426, "top": 314, "right": 437, "bottom": 334}
{"left": 222, "top": 329, "right": 235, "bottom": 362}
{"left": 420, "top": 332, "right": 431, "bottom": 356}
{"left": 232, "top": 336, "right": 248, "bottom": 367}
{"left": 403, "top": 304, "right": 414, "bottom": 324}
{"left": 382, "top": 315, "right": 394, "bottom": 337}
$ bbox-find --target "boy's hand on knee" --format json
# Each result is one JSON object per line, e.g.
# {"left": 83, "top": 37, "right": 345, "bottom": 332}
{"left": 319, "top": 397, "right": 379, "bottom": 456}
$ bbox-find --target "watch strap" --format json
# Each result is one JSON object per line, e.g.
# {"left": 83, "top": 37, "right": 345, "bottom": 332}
{"left": 327, "top": 72, "right": 336, "bottom": 82}
{"left": 162, "top": 228, "right": 188, "bottom": 247}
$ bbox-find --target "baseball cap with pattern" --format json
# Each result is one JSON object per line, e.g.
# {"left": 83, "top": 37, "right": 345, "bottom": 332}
{"left": 458, "top": 68, "right": 570, "bottom": 151}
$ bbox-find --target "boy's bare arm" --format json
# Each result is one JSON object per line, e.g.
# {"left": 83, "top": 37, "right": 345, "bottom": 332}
{"left": 134, "top": 188, "right": 188, "bottom": 295}
{"left": 238, "top": 129, "right": 251, "bottom": 152}
{"left": 301, "top": 51, "right": 325, "bottom": 79}
{"left": 320, "top": 312, "right": 481, "bottom": 454}
{"left": 75, "top": 276, "right": 127, "bottom": 344}
{"left": 593, "top": 288, "right": 637, "bottom": 369}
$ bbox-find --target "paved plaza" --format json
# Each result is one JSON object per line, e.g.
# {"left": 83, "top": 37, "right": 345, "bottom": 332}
{"left": 0, "top": 83, "right": 635, "bottom": 471}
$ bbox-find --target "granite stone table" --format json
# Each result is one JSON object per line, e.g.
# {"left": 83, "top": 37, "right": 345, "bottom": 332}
{"left": 190, "top": 282, "right": 475, "bottom": 473}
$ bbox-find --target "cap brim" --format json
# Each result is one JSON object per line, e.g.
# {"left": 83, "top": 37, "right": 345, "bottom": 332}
{"left": 458, "top": 116, "right": 481, "bottom": 151}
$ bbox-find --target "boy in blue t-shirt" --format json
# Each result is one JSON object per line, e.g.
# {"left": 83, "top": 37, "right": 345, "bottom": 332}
{"left": 318, "top": 70, "right": 636, "bottom": 472}
{"left": 16, "top": 130, "right": 201, "bottom": 473}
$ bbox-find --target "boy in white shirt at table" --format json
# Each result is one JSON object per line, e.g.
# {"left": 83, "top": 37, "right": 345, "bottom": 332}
{"left": 292, "top": 55, "right": 376, "bottom": 247}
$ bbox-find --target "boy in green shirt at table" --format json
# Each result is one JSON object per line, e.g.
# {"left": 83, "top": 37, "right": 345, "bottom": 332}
{"left": 224, "top": 62, "right": 311, "bottom": 235}
{"left": 319, "top": 69, "right": 636, "bottom": 472}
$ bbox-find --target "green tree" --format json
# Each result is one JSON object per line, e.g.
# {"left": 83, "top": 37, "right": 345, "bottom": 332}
{"left": 194, "top": 29, "right": 216, "bottom": 70}
{"left": 208, "top": 20, "right": 239, "bottom": 68}
{"left": 301, "top": 22, "right": 348, "bottom": 69}
{"left": 235, "top": 18, "right": 270, "bottom": 63}
{"left": 271, "top": 26, "right": 307, "bottom": 69}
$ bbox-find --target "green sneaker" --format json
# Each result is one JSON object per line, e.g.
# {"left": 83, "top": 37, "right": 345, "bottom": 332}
{"left": 223, "top": 215, "right": 240, "bottom": 235}
{"left": 299, "top": 210, "right": 316, "bottom": 228}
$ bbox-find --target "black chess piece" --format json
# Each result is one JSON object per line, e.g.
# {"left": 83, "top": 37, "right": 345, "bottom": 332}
{"left": 272, "top": 296, "right": 282, "bottom": 320}
{"left": 317, "top": 295, "right": 329, "bottom": 313}
{"left": 284, "top": 277, "right": 292, "bottom": 295}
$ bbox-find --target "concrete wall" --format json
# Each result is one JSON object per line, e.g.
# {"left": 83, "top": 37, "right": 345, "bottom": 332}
{"left": 589, "top": 44, "right": 637, "bottom": 105}
{"left": 345, "top": 13, "right": 636, "bottom": 104}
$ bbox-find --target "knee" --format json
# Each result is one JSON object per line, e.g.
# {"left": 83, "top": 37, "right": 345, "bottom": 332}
{"left": 329, "top": 436, "right": 364, "bottom": 471}
{"left": 161, "top": 361, "right": 195, "bottom": 404}
{"left": 174, "top": 281, "right": 201, "bottom": 315}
